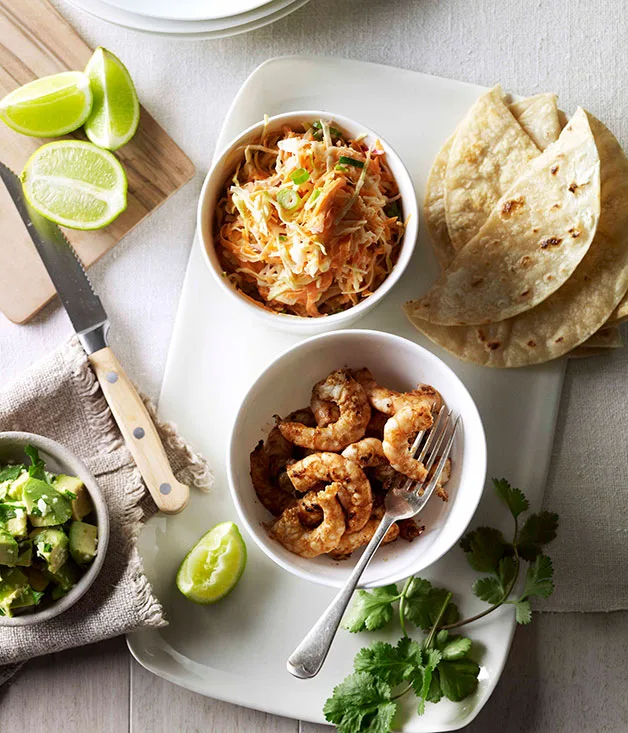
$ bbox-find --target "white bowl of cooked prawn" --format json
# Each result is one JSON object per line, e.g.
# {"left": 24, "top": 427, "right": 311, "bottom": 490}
{"left": 198, "top": 111, "right": 419, "bottom": 334}
{"left": 227, "top": 329, "right": 487, "bottom": 589}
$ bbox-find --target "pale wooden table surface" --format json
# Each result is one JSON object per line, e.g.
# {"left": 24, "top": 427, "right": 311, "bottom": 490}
{"left": 2, "top": 0, "right": 628, "bottom": 731}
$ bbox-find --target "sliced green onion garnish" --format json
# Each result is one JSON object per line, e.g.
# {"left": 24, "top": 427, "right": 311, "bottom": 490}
{"left": 310, "top": 188, "right": 322, "bottom": 203}
{"left": 311, "top": 121, "right": 342, "bottom": 140}
{"left": 277, "top": 188, "right": 301, "bottom": 210}
{"left": 338, "top": 155, "right": 364, "bottom": 169}
{"left": 278, "top": 234, "right": 287, "bottom": 241}
{"left": 290, "top": 168, "right": 310, "bottom": 185}
{"left": 335, "top": 164, "right": 348, "bottom": 172}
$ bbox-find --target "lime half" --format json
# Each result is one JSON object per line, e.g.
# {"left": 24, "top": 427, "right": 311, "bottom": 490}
{"left": 84, "top": 47, "right": 140, "bottom": 151}
{"left": 21, "top": 140, "right": 127, "bottom": 230}
{"left": 0, "top": 71, "right": 92, "bottom": 138}
{"left": 176, "top": 522, "right": 247, "bottom": 605}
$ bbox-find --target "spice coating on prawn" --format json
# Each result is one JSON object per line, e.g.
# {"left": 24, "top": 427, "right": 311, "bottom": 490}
{"left": 382, "top": 404, "right": 434, "bottom": 481}
{"left": 353, "top": 367, "right": 443, "bottom": 416}
{"left": 341, "top": 437, "right": 388, "bottom": 468}
{"left": 287, "top": 451, "right": 373, "bottom": 533}
{"left": 279, "top": 369, "right": 371, "bottom": 452}
{"left": 269, "top": 485, "right": 346, "bottom": 557}
{"left": 250, "top": 441, "right": 296, "bottom": 516}
{"left": 330, "top": 507, "right": 400, "bottom": 560}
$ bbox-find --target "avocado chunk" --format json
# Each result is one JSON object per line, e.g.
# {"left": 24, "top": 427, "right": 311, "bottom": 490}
{"left": 0, "top": 502, "right": 28, "bottom": 539}
{"left": 0, "top": 528, "right": 18, "bottom": 566}
{"left": 33, "top": 527, "right": 69, "bottom": 574}
{"left": 68, "top": 521, "right": 98, "bottom": 566}
{"left": 7, "top": 470, "right": 30, "bottom": 501}
{"left": 0, "top": 567, "right": 29, "bottom": 617}
{"left": 11, "top": 586, "right": 45, "bottom": 611}
{"left": 45, "top": 558, "right": 81, "bottom": 591}
{"left": 24, "top": 565, "right": 49, "bottom": 592}
{"left": 16, "top": 539, "right": 33, "bottom": 567}
{"left": 55, "top": 476, "right": 94, "bottom": 521}
{"left": 23, "top": 477, "right": 72, "bottom": 527}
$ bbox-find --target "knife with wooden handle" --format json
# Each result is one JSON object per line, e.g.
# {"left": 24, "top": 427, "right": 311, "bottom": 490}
{"left": 0, "top": 161, "right": 189, "bottom": 514}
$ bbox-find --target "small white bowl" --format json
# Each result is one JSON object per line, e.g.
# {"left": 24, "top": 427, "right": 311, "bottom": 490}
{"left": 197, "top": 111, "right": 419, "bottom": 334}
{"left": 228, "top": 330, "right": 486, "bottom": 588}
{"left": 0, "top": 432, "right": 109, "bottom": 626}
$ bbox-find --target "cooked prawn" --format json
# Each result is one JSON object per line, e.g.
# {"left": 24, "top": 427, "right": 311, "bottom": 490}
{"left": 341, "top": 438, "right": 388, "bottom": 468}
{"left": 279, "top": 369, "right": 370, "bottom": 452}
{"left": 330, "top": 512, "right": 399, "bottom": 559}
{"left": 365, "top": 409, "right": 388, "bottom": 439}
{"left": 250, "top": 441, "right": 296, "bottom": 516}
{"left": 269, "top": 485, "right": 346, "bottom": 558}
{"left": 382, "top": 404, "right": 434, "bottom": 481}
{"left": 287, "top": 452, "right": 373, "bottom": 533}
{"left": 265, "top": 426, "right": 293, "bottom": 477}
{"left": 311, "top": 394, "right": 340, "bottom": 427}
{"left": 353, "top": 368, "right": 443, "bottom": 416}
{"left": 397, "top": 518, "right": 425, "bottom": 542}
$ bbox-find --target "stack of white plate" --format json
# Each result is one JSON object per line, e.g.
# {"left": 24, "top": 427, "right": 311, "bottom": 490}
{"left": 62, "top": 0, "right": 310, "bottom": 39}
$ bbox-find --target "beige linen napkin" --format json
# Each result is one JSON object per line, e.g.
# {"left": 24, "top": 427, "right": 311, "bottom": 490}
{"left": 0, "top": 338, "right": 212, "bottom": 684}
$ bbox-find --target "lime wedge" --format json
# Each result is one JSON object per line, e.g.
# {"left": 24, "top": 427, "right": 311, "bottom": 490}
{"left": 21, "top": 140, "right": 127, "bottom": 230}
{"left": 176, "top": 521, "right": 247, "bottom": 605}
{"left": 84, "top": 47, "right": 140, "bottom": 151}
{"left": 0, "top": 71, "right": 92, "bottom": 138}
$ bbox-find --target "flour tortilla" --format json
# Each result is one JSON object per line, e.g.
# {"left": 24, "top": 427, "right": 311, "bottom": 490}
{"left": 426, "top": 92, "right": 561, "bottom": 268}
{"left": 444, "top": 86, "right": 541, "bottom": 251}
{"left": 405, "top": 113, "right": 628, "bottom": 367}
{"left": 510, "top": 93, "right": 561, "bottom": 150}
{"left": 411, "top": 108, "right": 600, "bottom": 326}
{"left": 581, "top": 326, "right": 623, "bottom": 348}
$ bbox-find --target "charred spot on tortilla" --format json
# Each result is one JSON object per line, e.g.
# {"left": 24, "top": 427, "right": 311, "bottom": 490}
{"left": 527, "top": 340, "right": 537, "bottom": 347}
{"left": 555, "top": 337, "right": 564, "bottom": 343}
{"left": 519, "top": 255, "right": 533, "bottom": 268}
{"left": 551, "top": 165, "right": 559, "bottom": 175}
{"left": 487, "top": 341, "right": 501, "bottom": 350}
{"left": 501, "top": 196, "right": 525, "bottom": 217}
{"left": 520, "top": 289, "right": 531, "bottom": 297}
{"left": 477, "top": 329, "right": 486, "bottom": 342}
{"left": 569, "top": 227, "right": 582, "bottom": 238}
{"left": 569, "top": 182, "right": 579, "bottom": 193}
{"left": 540, "top": 237, "right": 563, "bottom": 249}
{"left": 471, "top": 277, "right": 484, "bottom": 288}
{"left": 551, "top": 203, "right": 561, "bottom": 210}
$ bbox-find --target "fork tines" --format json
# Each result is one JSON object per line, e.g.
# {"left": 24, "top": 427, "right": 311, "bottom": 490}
{"left": 400, "top": 406, "right": 459, "bottom": 497}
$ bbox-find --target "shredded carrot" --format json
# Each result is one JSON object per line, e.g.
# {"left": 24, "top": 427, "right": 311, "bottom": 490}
{"left": 215, "top": 121, "right": 404, "bottom": 317}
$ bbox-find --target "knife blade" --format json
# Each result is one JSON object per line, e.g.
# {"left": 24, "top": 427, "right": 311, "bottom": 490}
{"left": 0, "top": 161, "right": 189, "bottom": 514}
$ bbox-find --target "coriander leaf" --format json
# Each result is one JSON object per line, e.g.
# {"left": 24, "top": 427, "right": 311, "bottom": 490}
{"left": 426, "top": 671, "right": 443, "bottom": 704}
{"left": 354, "top": 639, "right": 421, "bottom": 686}
{"left": 343, "top": 585, "right": 399, "bottom": 633}
{"left": 521, "top": 555, "right": 554, "bottom": 600}
{"left": 439, "top": 636, "right": 472, "bottom": 661}
{"left": 0, "top": 465, "right": 24, "bottom": 483}
{"left": 460, "top": 527, "right": 509, "bottom": 573}
{"left": 323, "top": 672, "right": 396, "bottom": 733}
{"left": 438, "top": 659, "right": 480, "bottom": 702}
{"left": 25, "top": 445, "right": 46, "bottom": 481}
{"left": 512, "top": 599, "right": 532, "bottom": 624}
{"left": 498, "top": 555, "right": 517, "bottom": 590}
{"left": 411, "top": 649, "right": 441, "bottom": 715}
{"left": 493, "top": 478, "right": 529, "bottom": 518}
{"left": 517, "top": 512, "right": 559, "bottom": 561}
{"left": 472, "top": 576, "right": 503, "bottom": 604}
{"left": 435, "top": 629, "right": 449, "bottom": 648}
{"left": 404, "top": 578, "right": 459, "bottom": 631}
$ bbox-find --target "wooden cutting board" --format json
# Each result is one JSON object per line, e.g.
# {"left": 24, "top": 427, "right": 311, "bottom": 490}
{"left": 0, "top": 0, "right": 195, "bottom": 324}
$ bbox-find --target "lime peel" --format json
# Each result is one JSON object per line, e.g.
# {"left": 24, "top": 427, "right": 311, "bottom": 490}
{"left": 0, "top": 71, "right": 92, "bottom": 138}
{"left": 21, "top": 140, "right": 128, "bottom": 230}
{"left": 176, "top": 521, "right": 247, "bottom": 605}
{"left": 84, "top": 47, "right": 140, "bottom": 151}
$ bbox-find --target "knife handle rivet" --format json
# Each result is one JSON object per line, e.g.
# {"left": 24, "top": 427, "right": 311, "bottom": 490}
{"left": 133, "top": 427, "right": 145, "bottom": 439}
{"left": 160, "top": 483, "right": 172, "bottom": 495}
{"left": 106, "top": 371, "right": 118, "bottom": 384}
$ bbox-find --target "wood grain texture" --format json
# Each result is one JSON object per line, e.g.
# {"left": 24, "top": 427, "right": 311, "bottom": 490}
{"left": 130, "top": 659, "right": 299, "bottom": 733}
{"left": 0, "top": 637, "right": 129, "bottom": 731}
{"left": 89, "top": 346, "right": 189, "bottom": 514}
{"left": 0, "top": 0, "right": 194, "bottom": 324}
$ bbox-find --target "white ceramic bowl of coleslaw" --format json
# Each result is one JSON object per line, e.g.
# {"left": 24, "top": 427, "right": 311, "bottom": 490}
{"left": 197, "top": 111, "right": 419, "bottom": 334}
{"left": 227, "top": 329, "right": 487, "bottom": 588}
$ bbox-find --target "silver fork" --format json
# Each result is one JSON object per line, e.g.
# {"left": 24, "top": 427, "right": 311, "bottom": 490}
{"left": 286, "top": 406, "right": 459, "bottom": 679}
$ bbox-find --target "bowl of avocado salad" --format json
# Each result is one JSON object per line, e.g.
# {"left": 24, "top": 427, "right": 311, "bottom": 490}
{"left": 0, "top": 432, "right": 109, "bottom": 625}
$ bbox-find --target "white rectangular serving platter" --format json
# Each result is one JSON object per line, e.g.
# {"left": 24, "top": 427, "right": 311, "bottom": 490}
{"left": 127, "top": 57, "right": 566, "bottom": 730}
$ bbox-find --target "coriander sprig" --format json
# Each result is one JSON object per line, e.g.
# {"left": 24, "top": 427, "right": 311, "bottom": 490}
{"left": 323, "top": 478, "right": 559, "bottom": 732}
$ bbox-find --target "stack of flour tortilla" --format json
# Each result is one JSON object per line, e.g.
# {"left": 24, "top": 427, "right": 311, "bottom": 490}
{"left": 405, "top": 86, "right": 628, "bottom": 367}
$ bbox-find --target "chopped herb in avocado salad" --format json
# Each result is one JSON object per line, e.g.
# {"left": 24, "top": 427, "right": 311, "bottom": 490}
{"left": 0, "top": 446, "right": 98, "bottom": 617}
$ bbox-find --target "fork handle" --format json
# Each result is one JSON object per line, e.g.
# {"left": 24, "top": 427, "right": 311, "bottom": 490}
{"left": 287, "top": 513, "right": 397, "bottom": 679}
